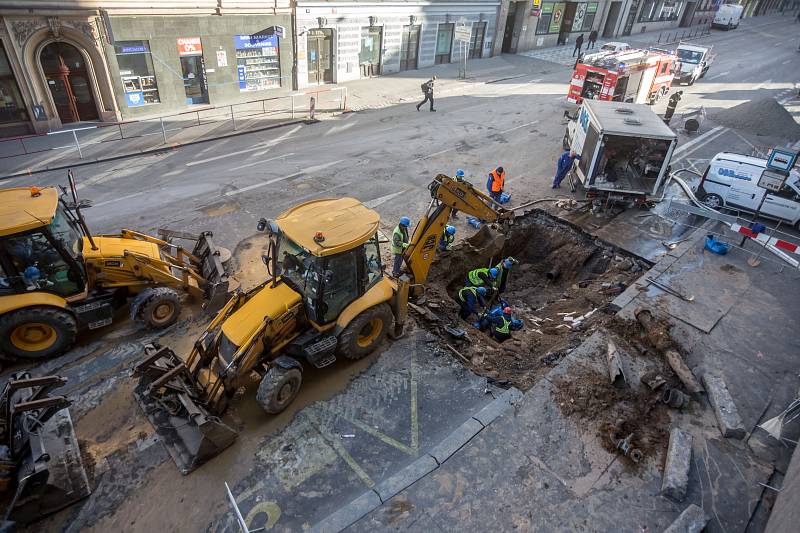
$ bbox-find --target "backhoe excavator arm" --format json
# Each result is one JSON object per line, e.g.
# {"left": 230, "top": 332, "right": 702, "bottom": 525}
{"left": 402, "top": 174, "right": 513, "bottom": 286}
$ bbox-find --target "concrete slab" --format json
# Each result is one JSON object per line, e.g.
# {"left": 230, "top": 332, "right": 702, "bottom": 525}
{"left": 427, "top": 418, "right": 484, "bottom": 465}
{"left": 471, "top": 387, "right": 523, "bottom": 427}
{"left": 661, "top": 427, "right": 693, "bottom": 502}
{"left": 373, "top": 455, "right": 438, "bottom": 503}
{"left": 663, "top": 504, "right": 709, "bottom": 533}
{"left": 309, "top": 490, "right": 382, "bottom": 533}
{"left": 703, "top": 373, "right": 747, "bottom": 440}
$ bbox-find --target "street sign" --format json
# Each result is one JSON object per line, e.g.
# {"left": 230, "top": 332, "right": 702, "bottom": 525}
{"left": 454, "top": 25, "right": 471, "bottom": 42}
{"left": 766, "top": 147, "right": 799, "bottom": 172}
{"left": 758, "top": 169, "right": 788, "bottom": 192}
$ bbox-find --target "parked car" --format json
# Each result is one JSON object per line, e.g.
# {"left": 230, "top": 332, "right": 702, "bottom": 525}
{"left": 712, "top": 4, "right": 744, "bottom": 30}
{"left": 673, "top": 44, "right": 714, "bottom": 85}
{"left": 599, "top": 42, "right": 631, "bottom": 53}
{"left": 697, "top": 152, "right": 800, "bottom": 228}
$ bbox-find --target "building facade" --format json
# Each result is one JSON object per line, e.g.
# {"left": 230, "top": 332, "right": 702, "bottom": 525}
{"left": 0, "top": 1, "right": 292, "bottom": 136}
{"left": 294, "top": 1, "right": 500, "bottom": 88}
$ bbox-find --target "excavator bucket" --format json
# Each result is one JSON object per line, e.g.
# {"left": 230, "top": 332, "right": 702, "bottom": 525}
{"left": 1, "top": 375, "right": 91, "bottom": 525}
{"left": 466, "top": 225, "right": 507, "bottom": 258}
{"left": 132, "top": 345, "right": 238, "bottom": 475}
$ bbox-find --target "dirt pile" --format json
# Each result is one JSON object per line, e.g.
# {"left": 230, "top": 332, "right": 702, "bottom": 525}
{"left": 417, "top": 210, "right": 649, "bottom": 390}
{"left": 709, "top": 97, "right": 800, "bottom": 138}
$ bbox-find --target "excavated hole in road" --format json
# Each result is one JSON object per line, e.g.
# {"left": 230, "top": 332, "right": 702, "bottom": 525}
{"left": 419, "top": 209, "right": 651, "bottom": 391}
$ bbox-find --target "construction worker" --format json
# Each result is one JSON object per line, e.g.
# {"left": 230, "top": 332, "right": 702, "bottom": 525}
{"left": 391, "top": 216, "right": 411, "bottom": 277}
{"left": 493, "top": 257, "right": 516, "bottom": 293}
{"left": 552, "top": 150, "right": 581, "bottom": 189}
{"left": 467, "top": 266, "right": 499, "bottom": 289}
{"left": 457, "top": 285, "right": 487, "bottom": 319}
{"left": 663, "top": 90, "right": 683, "bottom": 125}
{"left": 486, "top": 166, "right": 506, "bottom": 204}
{"left": 439, "top": 225, "right": 456, "bottom": 251}
{"left": 489, "top": 306, "right": 514, "bottom": 343}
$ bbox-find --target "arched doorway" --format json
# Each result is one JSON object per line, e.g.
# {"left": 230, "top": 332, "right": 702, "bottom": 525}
{"left": 40, "top": 42, "right": 99, "bottom": 123}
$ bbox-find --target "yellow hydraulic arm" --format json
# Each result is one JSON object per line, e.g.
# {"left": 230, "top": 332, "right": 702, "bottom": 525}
{"left": 402, "top": 174, "right": 513, "bottom": 286}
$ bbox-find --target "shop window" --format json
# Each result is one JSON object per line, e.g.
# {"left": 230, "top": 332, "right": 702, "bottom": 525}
{"left": 582, "top": 2, "right": 599, "bottom": 31}
{"left": 114, "top": 41, "right": 160, "bottom": 107}
{"left": 234, "top": 34, "right": 281, "bottom": 91}
{"left": 0, "top": 43, "right": 27, "bottom": 124}
{"left": 536, "top": 3, "right": 557, "bottom": 34}
{"left": 435, "top": 24, "right": 454, "bottom": 64}
{"left": 638, "top": 0, "right": 685, "bottom": 22}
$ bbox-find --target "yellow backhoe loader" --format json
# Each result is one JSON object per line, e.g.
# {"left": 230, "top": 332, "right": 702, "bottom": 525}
{"left": 133, "top": 174, "right": 513, "bottom": 474}
{"left": 0, "top": 172, "right": 230, "bottom": 360}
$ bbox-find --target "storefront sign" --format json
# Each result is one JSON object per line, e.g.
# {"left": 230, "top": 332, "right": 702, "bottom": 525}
{"left": 587, "top": 2, "right": 598, "bottom": 12}
{"left": 237, "top": 65, "right": 247, "bottom": 90}
{"left": 125, "top": 91, "right": 145, "bottom": 107}
{"left": 216, "top": 50, "right": 228, "bottom": 67}
{"left": 177, "top": 37, "right": 203, "bottom": 56}
{"left": 120, "top": 45, "right": 146, "bottom": 54}
{"left": 531, "top": 0, "right": 542, "bottom": 16}
{"left": 233, "top": 34, "right": 278, "bottom": 50}
{"left": 549, "top": 2, "right": 566, "bottom": 33}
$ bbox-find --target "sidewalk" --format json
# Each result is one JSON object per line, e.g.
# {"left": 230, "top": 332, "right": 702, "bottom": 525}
{"left": 317, "top": 223, "right": 800, "bottom": 532}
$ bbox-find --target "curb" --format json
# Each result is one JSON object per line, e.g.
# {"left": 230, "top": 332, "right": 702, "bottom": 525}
{"left": 0, "top": 118, "right": 316, "bottom": 181}
{"left": 308, "top": 387, "right": 522, "bottom": 533}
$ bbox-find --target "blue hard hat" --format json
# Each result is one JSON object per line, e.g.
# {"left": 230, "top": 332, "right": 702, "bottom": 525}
{"left": 503, "top": 259, "right": 513, "bottom": 269}
{"left": 399, "top": 216, "right": 410, "bottom": 227}
{"left": 446, "top": 225, "right": 456, "bottom": 235}
{"left": 489, "top": 267, "right": 499, "bottom": 278}
{"left": 455, "top": 169, "right": 465, "bottom": 178}
{"left": 23, "top": 265, "right": 40, "bottom": 281}
{"left": 476, "top": 286, "right": 487, "bottom": 296}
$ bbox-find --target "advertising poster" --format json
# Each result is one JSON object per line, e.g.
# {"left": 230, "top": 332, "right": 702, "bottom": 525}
{"left": 550, "top": 3, "right": 566, "bottom": 33}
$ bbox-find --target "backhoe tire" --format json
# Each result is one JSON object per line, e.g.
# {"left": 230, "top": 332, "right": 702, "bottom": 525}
{"left": 0, "top": 307, "right": 77, "bottom": 360}
{"left": 336, "top": 303, "right": 392, "bottom": 360}
{"left": 132, "top": 287, "right": 182, "bottom": 329}
{"left": 256, "top": 366, "right": 303, "bottom": 414}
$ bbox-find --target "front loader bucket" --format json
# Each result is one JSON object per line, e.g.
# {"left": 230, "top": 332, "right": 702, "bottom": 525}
{"left": 7, "top": 409, "right": 91, "bottom": 524}
{"left": 191, "top": 231, "right": 232, "bottom": 314}
{"left": 133, "top": 347, "right": 237, "bottom": 475}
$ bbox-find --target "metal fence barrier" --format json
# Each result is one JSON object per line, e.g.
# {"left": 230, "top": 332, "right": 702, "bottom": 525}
{"left": 656, "top": 24, "right": 712, "bottom": 45}
{"left": 0, "top": 87, "right": 347, "bottom": 162}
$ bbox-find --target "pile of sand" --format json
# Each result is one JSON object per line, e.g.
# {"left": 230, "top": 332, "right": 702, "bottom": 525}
{"left": 709, "top": 97, "right": 800, "bottom": 138}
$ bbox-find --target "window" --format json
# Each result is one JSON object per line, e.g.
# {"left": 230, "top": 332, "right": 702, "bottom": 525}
{"left": 435, "top": 24, "right": 454, "bottom": 65}
{"left": 114, "top": 41, "right": 160, "bottom": 107}
{"left": 276, "top": 233, "right": 323, "bottom": 322}
{"left": 537, "top": 3, "right": 555, "bottom": 34}
{"left": 359, "top": 26, "right": 382, "bottom": 77}
{"left": 469, "top": 22, "right": 487, "bottom": 59}
{"left": 582, "top": 3, "right": 599, "bottom": 31}
{"left": 3, "top": 232, "right": 81, "bottom": 297}
{"left": 676, "top": 49, "right": 703, "bottom": 64}
{"left": 363, "top": 234, "right": 382, "bottom": 288}
{"left": 234, "top": 34, "right": 281, "bottom": 91}
{"left": 0, "top": 42, "right": 27, "bottom": 123}
{"left": 322, "top": 251, "right": 360, "bottom": 323}
{"left": 659, "top": 62, "right": 670, "bottom": 74}
{"left": 638, "top": 0, "right": 685, "bottom": 22}
{"left": 0, "top": 263, "right": 13, "bottom": 295}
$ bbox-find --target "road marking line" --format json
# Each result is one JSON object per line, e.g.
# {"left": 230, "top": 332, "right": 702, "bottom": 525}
{"left": 364, "top": 189, "right": 408, "bottom": 209}
{"left": 672, "top": 127, "right": 728, "bottom": 162}
{"left": 229, "top": 152, "right": 294, "bottom": 171}
{"left": 782, "top": 59, "right": 793, "bottom": 65}
{"left": 754, "top": 79, "right": 773, "bottom": 90}
{"left": 707, "top": 71, "right": 729, "bottom": 80}
{"left": 93, "top": 190, "right": 149, "bottom": 208}
{"left": 500, "top": 120, "right": 539, "bottom": 134}
{"left": 672, "top": 125, "right": 726, "bottom": 157}
{"left": 414, "top": 147, "right": 453, "bottom": 161}
{"left": 224, "top": 159, "right": 345, "bottom": 196}
{"left": 185, "top": 125, "right": 302, "bottom": 166}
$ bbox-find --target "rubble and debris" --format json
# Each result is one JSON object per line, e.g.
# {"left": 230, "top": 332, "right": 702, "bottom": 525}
{"left": 702, "top": 373, "right": 747, "bottom": 440}
{"left": 662, "top": 504, "right": 710, "bottom": 533}
{"left": 606, "top": 340, "right": 627, "bottom": 388}
{"left": 661, "top": 388, "right": 689, "bottom": 409}
{"left": 642, "top": 371, "right": 667, "bottom": 390}
{"left": 612, "top": 432, "right": 644, "bottom": 463}
{"left": 635, "top": 309, "right": 703, "bottom": 395}
{"left": 661, "top": 427, "right": 693, "bottom": 502}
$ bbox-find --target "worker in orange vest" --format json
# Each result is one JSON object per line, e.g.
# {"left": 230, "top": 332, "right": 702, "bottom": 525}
{"left": 486, "top": 166, "right": 505, "bottom": 203}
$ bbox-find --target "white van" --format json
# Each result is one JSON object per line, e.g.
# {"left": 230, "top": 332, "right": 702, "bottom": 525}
{"left": 697, "top": 152, "right": 800, "bottom": 228}
{"left": 713, "top": 4, "right": 744, "bottom": 30}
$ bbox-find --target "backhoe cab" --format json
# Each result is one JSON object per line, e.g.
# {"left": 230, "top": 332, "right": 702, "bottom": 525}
{"left": 0, "top": 177, "right": 230, "bottom": 360}
{"left": 133, "top": 175, "right": 511, "bottom": 474}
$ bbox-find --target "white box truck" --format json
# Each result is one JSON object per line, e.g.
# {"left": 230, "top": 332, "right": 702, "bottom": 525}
{"left": 713, "top": 4, "right": 744, "bottom": 30}
{"left": 564, "top": 100, "right": 677, "bottom": 204}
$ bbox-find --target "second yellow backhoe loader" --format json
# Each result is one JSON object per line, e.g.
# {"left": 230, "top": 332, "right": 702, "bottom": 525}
{"left": 0, "top": 172, "right": 231, "bottom": 360}
{"left": 133, "top": 174, "right": 514, "bottom": 473}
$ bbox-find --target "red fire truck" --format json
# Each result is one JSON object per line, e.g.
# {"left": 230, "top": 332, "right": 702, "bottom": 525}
{"left": 567, "top": 48, "right": 677, "bottom": 106}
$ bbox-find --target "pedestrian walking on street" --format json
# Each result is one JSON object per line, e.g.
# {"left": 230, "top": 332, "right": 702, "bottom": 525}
{"left": 573, "top": 34, "right": 585, "bottom": 57}
{"left": 552, "top": 150, "right": 581, "bottom": 189}
{"left": 416, "top": 76, "right": 437, "bottom": 112}
{"left": 391, "top": 216, "right": 411, "bottom": 277}
{"left": 663, "top": 90, "right": 683, "bottom": 125}
{"left": 486, "top": 166, "right": 506, "bottom": 203}
{"left": 456, "top": 285, "right": 487, "bottom": 319}
{"left": 588, "top": 30, "right": 598, "bottom": 49}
